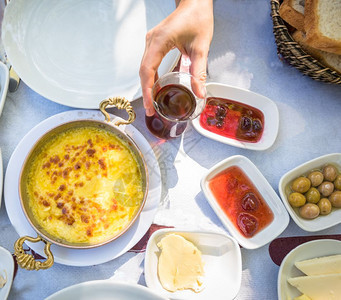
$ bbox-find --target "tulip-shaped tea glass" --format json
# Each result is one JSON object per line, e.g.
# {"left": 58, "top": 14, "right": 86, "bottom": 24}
{"left": 145, "top": 72, "right": 206, "bottom": 139}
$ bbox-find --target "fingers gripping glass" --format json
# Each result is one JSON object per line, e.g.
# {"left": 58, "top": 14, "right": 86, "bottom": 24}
{"left": 145, "top": 72, "right": 206, "bottom": 139}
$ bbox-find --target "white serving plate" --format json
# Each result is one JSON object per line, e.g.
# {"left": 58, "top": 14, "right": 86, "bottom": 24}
{"left": 144, "top": 228, "right": 242, "bottom": 300}
{"left": 0, "top": 246, "right": 14, "bottom": 300}
{"left": 277, "top": 239, "right": 341, "bottom": 300}
{"left": 2, "top": 0, "right": 180, "bottom": 108}
{"left": 279, "top": 153, "right": 341, "bottom": 232}
{"left": 201, "top": 155, "right": 289, "bottom": 249}
{"left": 46, "top": 281, "right": 167, "bottom": 300}
{"left": 192, "top": 83, "right": 279, "bottom": 150}
{"left": 4, "top": 110, "right": 161, "bottom": 266}
{"left": 0, "top": 61, "right": 9, "bottom": 117}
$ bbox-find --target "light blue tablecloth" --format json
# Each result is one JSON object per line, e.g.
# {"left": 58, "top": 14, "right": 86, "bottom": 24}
{"left": 0, "top": 0, "right": 340, "bottom": 299}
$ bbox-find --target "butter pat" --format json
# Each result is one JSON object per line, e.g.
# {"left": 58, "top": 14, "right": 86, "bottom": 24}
{"left": 295, "top": 254, "right": 341, "bottom": 275}
{"left": 288, "top": 274, "right": 341, "bottom": 300}
{"left": 157, "top": 234, "right": 204, "bottom": 293}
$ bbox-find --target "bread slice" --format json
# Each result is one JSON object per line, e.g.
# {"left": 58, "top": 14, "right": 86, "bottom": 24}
{"left": 292, "top": 30, "right": 341, "bottom": 73}
{"left": 304, "top": 0, "right": 341, "bottom": 54}
{"left": 279, "top": 0, "right": 305, "bottom": 32}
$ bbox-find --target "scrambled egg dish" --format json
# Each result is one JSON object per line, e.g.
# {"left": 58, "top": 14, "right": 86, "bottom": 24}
{"left": 25, "top": 126, "right": 144, "bottom": 245}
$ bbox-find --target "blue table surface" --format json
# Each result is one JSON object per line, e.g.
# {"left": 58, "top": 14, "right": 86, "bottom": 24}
{"left": 0, "top": 0, "right": 340, "bottom": 299}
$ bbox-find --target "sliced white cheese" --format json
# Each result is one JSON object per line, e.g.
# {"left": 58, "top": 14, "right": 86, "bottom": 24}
{"left": 288, "top": 274, "right": 341, "bottom": 300}
{"left": 295, "top": 254, "right": 341, "bottom": 275}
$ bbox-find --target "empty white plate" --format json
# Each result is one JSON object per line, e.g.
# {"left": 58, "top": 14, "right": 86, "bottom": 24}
{"left": 2, "top": 0, "right": 180, "bottom": 108}
{"left": 192, "top": 83, "right": 279, "bottom": 151}
{"left": 46, "top": 281, "right": 167, "bottom": 300}
{"left": 144, "top": 228, "right": 242, "bottom": 300}
{"left": 201, "top": 155, "right": 289, "bottom": 249}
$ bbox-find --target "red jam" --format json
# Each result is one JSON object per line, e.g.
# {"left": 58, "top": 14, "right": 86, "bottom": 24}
{"left": 208, "top": 166, "right": 273, "bottom": 238}
{"left": 199, "top": 97, "right": 264, "bottom": 143}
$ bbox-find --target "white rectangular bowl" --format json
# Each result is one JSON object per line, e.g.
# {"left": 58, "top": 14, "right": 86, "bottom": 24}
{"left": 192, "top": 83, "right": 279, "bottom": 151}
{"left": 279, "top": 153, "right": 341, "bottom": 232}
{"left": 144, "top": 228, "right": 242, "bottom": 300}
{"left": 201, "top": 155, "right": 289, "bottom": 249}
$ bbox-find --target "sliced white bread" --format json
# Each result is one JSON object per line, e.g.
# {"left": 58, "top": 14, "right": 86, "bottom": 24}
{"left": 279, "top": 0, "right": 305, "bottom": 32}
{"left": 292, "top": 30, "right": 341, "bottom": 73}
{"left": 304, "top": 0, "right": 341, "bottom": 54}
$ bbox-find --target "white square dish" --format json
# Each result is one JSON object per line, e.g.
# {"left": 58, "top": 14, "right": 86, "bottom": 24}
{"left": 278, "top": 153, "right": 341, "bottom": 232}
{"left": 192, "top": 83, "right": 279, "bottom": 151}
{"left": 0, "top": 60, "right": 9, "bottom": 117}
{"left": 144, "top": 228, "right": 242, "bottom": 300}
{"left": 277, "top": 239, "right": 341, "bottom": 300}
{"left": 201, "top": 155, "right": 289, "bottom": 249}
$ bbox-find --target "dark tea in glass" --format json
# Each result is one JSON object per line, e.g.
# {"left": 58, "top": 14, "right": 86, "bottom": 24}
{"left": 146, "top": 72, "right": 206, "bottom": 140}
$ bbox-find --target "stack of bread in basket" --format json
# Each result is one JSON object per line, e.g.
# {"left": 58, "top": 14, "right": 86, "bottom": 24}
{"left": 279, "top": 0, "right": 341, "bottom": 74}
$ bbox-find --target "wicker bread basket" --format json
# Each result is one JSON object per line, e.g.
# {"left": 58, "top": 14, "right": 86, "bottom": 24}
{"left": 271, "top": 0, "right": 341, "bottom": 84}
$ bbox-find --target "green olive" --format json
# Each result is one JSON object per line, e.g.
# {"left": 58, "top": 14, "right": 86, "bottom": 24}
{"left": 288, "top": 192, "right": 306, "bottom": 207}
{"left": 308, "top": 171, "right": 324, "bottom": 187}
{"left": 323, "top": 165, "right": 338, "bottom": 182}
{"left": 305, "top": 187, "right": 321, "bottom": 204}
{"left": 329, "top": 191, "right": 341, "bottom": 208}
{"left": 299, "top": 203, "right": 320, "bottom": 219}
{"left": 318, "top": 181, "right": 335, "bottom": 197}
{"left": 317, "top": 198, "right": 332, "bottom": 215}
{"left": 334, "top": 175, "right": 341, "bottom": 190}
{"left": 292, "top": 177, "right": 311, "bottom": 193}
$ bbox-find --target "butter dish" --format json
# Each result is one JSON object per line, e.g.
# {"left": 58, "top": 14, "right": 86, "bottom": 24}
{"left": 144, "top": 228, "right": 242, "bottom": 300}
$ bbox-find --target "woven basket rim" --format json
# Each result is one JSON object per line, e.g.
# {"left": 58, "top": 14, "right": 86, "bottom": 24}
{"left": 270, "top": 0, "right": 341, "bottom": 84}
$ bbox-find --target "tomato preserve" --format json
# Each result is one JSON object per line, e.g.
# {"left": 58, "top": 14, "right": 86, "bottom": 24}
{"left": 199, "top": 97, "right": 264, "bottom": 143}
{"left": 208, "top": 166, "right": 273, "bottom": 238}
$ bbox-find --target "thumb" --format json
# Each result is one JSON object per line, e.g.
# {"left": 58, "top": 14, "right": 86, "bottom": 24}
{"left": 189, "top": 51, "right": 208, "bottom": 99}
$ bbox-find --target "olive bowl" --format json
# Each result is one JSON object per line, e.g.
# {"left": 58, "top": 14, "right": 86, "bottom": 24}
{"left": 15, "top": 97, "right": 149, "bottom": 270}
{"left": 279, "top": 153, "right": 341, "bottom": 232}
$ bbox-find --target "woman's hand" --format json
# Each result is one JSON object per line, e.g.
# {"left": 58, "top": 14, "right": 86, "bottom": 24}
{"left": 139, "top": 0, "right": 214, "bottom": 116}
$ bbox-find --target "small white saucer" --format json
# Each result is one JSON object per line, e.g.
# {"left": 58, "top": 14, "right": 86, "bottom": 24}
{"left": 0, "top": 246, "right": 14, "bottom": 300}
{"left": 192, "top": 83, "right": 279, "bottom": 151}
{"left": 144, "top": 228, "right": 242, "bottom": 300}
{"left": 279, "top": 153, "right": 341, "bottom": 232}
{"left": 201, "top": 155, "right": 289, "bottom": 249}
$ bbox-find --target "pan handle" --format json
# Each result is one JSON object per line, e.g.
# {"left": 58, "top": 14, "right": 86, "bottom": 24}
{"left": 14, "top": 235, "right": 54, "bottom": 270}
{"left": 100, "top": 97, "right": 136, "bottom": 126}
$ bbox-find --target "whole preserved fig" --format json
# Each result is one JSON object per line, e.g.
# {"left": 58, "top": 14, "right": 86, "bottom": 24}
{"left": 292, "top": 177, "right": 311, "bottom": 193}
